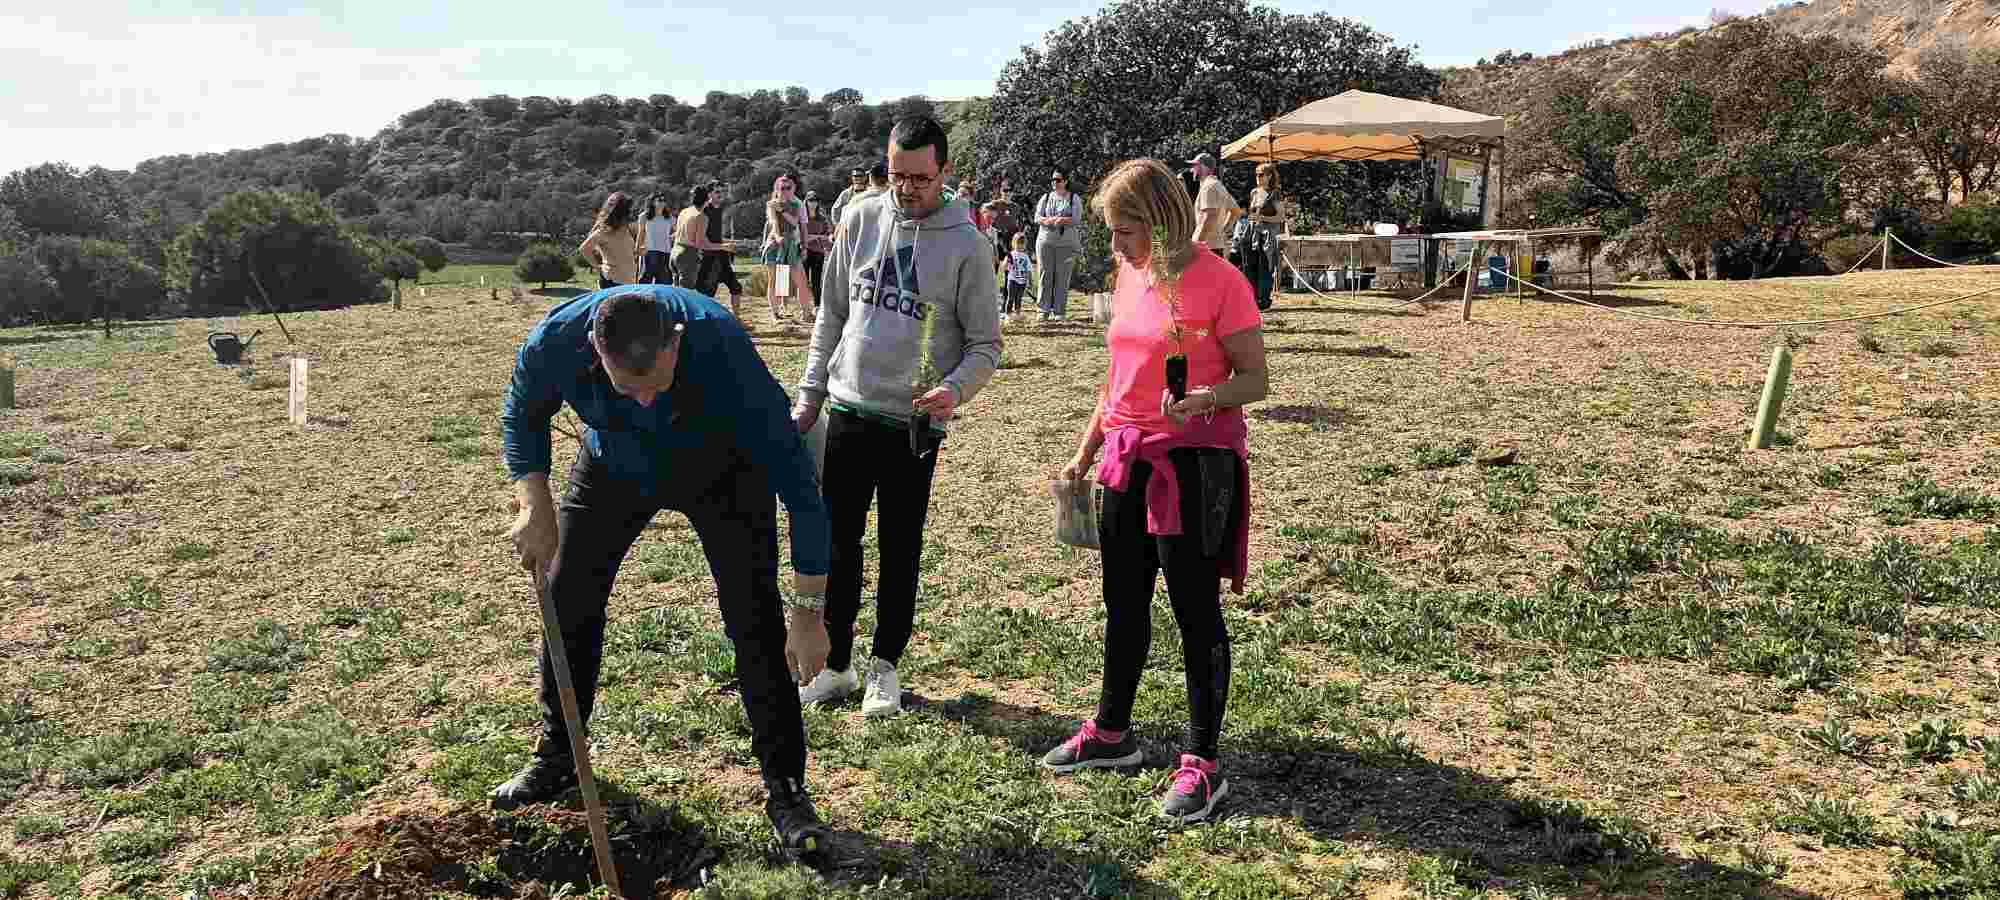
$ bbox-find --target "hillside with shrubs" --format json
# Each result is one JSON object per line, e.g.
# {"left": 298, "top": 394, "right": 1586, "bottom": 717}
{"left": 3, "top": 0, "right": 1999, "bottom": 329}
{"left": 0, "top": 89, "right": 971, "bottom": 328}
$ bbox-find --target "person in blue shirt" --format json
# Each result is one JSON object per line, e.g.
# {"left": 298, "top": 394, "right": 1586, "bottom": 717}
{"left": 495, "top": 284, "right": 833, "bottom": 851}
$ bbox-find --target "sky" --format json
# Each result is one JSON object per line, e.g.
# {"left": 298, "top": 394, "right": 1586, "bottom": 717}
{"left": 0, "top": 0, "right": 1771, "bottom": 177}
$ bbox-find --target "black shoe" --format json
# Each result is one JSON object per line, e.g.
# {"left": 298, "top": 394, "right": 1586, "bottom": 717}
{"left": 765, "top": 776, "right": 829, "bottom": 854}
{"left": 490, "top": 747, "right": 579, "bottom": 810}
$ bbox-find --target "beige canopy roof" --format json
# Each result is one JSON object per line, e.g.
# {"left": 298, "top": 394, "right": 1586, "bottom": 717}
{"left": 1221, "top": 90, "right": 1505, "bottom": 163}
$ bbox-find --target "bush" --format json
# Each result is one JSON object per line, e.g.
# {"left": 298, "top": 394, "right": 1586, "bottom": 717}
{"left": 170, "top": 190, "right": 387, "bottom": 313}
{"left": 402, "top": 236, "right": 449, "bottom": 274}
{"left": 514, "top": 243, "right": 576, "bottom": 287}
{"left": 1932, "top": 202, "right": 2000, "bottom": 261}
{"left": 1820, "top": 234, "right": 1879, "bottom": 272}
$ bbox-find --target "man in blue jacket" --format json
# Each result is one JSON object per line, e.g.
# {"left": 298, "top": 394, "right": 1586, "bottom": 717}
{"left": 497, "top": 284, "right": 833, "bottom": 850}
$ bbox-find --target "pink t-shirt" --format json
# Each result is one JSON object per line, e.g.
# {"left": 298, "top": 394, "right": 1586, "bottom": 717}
{"left": 1101, "top": 244, "right": 1260, "bottom": 433}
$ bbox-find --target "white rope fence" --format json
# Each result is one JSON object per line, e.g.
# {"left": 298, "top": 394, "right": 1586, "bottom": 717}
{"left": 1840, "top": 235, "right": 1886, "bottom": 275}
{"left": 1280, "top": 252, "right": 1476, "bottom": 310}
{"left": 1487, "top": 264, "right": 2000, "bottom": 328}
{"left": 1888, "top": 230, "right": 1997, "bottom": 270}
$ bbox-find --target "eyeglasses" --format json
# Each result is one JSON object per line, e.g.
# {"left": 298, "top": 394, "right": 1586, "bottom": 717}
{"left": 1050, "top": 176, "right": 1066, "bottom": 183}
{"left": 888, "top": 171, "right": 940, "bottom": 189}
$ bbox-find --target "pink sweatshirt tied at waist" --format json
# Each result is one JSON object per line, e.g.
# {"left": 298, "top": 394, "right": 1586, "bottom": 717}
{"left": 1095, "top": 415, "right": 1251, "bottom": 595}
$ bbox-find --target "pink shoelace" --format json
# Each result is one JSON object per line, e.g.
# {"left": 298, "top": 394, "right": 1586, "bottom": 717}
{"left": 1170, "top": 754, "right": 1217, "bottom": 797}
{"left": 1063, "top": 720, "right": 1111, "bottom": 755}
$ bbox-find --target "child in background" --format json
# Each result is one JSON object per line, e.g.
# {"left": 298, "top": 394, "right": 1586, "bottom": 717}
{"left": 1004, "top": 233, "right": 1032, "bottom": 315}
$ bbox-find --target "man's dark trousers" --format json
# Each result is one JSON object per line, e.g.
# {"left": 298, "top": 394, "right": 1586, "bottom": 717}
{"left": 701, "top": 251, "right": 743, "bottom": 299}
{"left": 536, "top": 440, "right": 805, "bottom": 784}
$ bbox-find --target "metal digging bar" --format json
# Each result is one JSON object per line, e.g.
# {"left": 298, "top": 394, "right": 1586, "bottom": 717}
{"left": 533, "top": 567, "right": 625, "bottom": 898}
{"left": 244, "top": 242, "right": 297, "bottom": 346}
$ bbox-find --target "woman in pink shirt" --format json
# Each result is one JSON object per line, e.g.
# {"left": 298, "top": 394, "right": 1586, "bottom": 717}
{"left": 1042, "top": 158, "right": 1268, "bottom": 824}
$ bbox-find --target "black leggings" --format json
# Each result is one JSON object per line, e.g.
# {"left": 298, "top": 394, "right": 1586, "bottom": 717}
{"left": 537, "top": 444, "right": 806, "bottom": 783}
{"left": 1093, "top": 449, "right": 1237, "bottom": 760}
{"left": 820, "top": 407, "right": 942, "bottom": 673}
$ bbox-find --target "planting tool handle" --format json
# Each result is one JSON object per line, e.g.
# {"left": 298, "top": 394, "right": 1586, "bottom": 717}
{"left": 533, "top": 568, "right": 624, "bottom": 898}
{"left": 207, "top": 332, "right": 236, "bottom": 350}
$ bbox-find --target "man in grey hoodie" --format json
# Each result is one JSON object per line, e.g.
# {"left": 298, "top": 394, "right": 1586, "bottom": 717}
{"left": 791, "top": 115, "right": 1002, "bottom": 718}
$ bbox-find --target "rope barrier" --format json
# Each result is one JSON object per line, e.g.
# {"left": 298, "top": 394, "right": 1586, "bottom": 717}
{"left": 1889, "top": 230, "right": 1997, "bottom": 270}
{"left": 1488, "top": 264, "right": 2000, "bottom": 328}
{"left": 1840, "top": 235, "right": 1886, "bottom": 275}
{"left": 1279, "top": 252, "right": 1474, "bottom": 309}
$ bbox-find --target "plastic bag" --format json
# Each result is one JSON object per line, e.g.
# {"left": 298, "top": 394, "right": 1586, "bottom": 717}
{"left": 801, "top": 411, "right": 828, "bottom": 482}
{"left": 1050, "top": 479, "right": 1101, "bottom": 550}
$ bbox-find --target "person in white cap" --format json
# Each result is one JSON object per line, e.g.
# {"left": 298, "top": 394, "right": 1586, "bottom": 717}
{"left": 1187, "top": 152, "right": 1241, "bottom": 257}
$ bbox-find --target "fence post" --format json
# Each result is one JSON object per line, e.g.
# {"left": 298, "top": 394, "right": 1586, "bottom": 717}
{"left": 1460, "top": 240, "right": 1482, "bottom": 323}
{"left": 288, "top": 358, "right": 309, "bottom": 426}
{"left": 1882, "top": 228, "right": 1892, "bottom": 272}
{"left": 1747, "top": 346, "right": 1793, "bottom": 450}
{"left": 0, "top": 359, "right": 15, "bottom": 410}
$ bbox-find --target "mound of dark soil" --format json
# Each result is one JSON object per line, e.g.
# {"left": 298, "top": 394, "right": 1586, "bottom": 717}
{"left": 277, "top": 801, "right": 718, "bottom": 899}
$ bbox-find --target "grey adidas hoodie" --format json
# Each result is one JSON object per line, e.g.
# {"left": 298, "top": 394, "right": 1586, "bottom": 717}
{"left": 798, "top": 190, "right": 1002, "bottom": 425}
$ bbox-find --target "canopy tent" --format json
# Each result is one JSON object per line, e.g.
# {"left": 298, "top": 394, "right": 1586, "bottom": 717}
{"left": 1220, "top": 90, "right": 1504, "bottom": 163}
{"left": 1221, "top": 89, "right": 1509, "bottom": 231}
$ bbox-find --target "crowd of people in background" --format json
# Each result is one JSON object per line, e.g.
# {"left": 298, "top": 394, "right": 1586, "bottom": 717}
{"left": 569, "top": 142, "right": 1290, "bottom": 331}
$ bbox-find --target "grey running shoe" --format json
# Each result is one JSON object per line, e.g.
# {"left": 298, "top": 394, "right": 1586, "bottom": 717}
{"left": 1157, "top": 753, "right": 1229, "bottom": 823}
{"left": 1040, "top": 720, "right": 1143, "bottom": 773}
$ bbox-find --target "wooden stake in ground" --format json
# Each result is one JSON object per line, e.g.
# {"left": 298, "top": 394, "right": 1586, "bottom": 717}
{"left": 1882, "top": 228, "right": 1893, "bottom": 271}
{"left": 0, "top": 359, "right": 15, "bottom": 409}
{"left": 1747, "top": 345, "right": 1793, "bottom": 450}
{"left": 532, "top": 568, "right": 624, "bottom": 898}
{"left": 1460, "top": 240, "right": 1484, "bottom": 323}
{"left": 288, "top": 358, "right": 308, "bottom": 426}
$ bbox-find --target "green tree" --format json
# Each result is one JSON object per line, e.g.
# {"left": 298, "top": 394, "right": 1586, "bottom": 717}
{"left": 0, "top": 162, "right": 128, "bottom": 239}
{"left": 31, "top": 235, "right": 164, "bottom": 333}
{"left": 514, "top": 242, "right": 575, "bottom": 288}
{"left": 402, "top": 235, "right": 449, "bottom": 275}
{"left": 1617, "top": 20, "right": 1898, "bottom": 278}
{"left": 977, "top": 0, "right": 1437, "bottom": 288}
{"left": 169, "top": 189, "right": 387, "bottom": 313}
{"left": 1890, "top": 46, "right": 2000, "bottom": 206}
{"left": 0, "top": 204, "right": 26, "bottom": 249}
{"left": 0, "top": 247, "right": 55, "bottom": 326}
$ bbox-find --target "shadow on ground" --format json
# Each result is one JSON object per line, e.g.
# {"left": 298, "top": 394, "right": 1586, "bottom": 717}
{"left": 1252, "top": 404, "right": 1363, "bottom": 429}
{"left": 922, "top": 692, "right": 1825, "bottom": 900}
{"left": 1259, "top": 325, "right": 1358, "bottom": 338}
{"left": 1267, "top": 344, "right": 1413, "bottom": 359}
{"left": 1266, "top": 303, "right": 1426, "bottom": 319}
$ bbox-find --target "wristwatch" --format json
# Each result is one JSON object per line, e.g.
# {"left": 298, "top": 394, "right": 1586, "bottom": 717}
{"left": 787, "top": 591, "right": 827, "bottom": 615}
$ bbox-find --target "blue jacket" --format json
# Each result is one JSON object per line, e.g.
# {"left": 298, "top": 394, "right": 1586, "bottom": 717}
{"left": 500, "top": 285, "right": 829, "bottom": 576}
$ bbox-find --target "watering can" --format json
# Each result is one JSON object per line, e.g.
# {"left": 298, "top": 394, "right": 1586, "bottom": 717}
{"left": 207, "top": 330, "right": 261, "bottom": 365}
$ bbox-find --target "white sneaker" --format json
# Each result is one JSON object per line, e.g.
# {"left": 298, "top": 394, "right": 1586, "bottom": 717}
{"left": 861, "top": 658, "right": 902, "bottom": 718}
{"left": 798, "top": 667, "right": 857, "bottom": 706}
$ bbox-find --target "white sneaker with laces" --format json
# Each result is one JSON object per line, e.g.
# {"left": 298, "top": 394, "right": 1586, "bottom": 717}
{"left": 798, "top": 666, "right": 857, "bottom": 706}
{"left": 861, "top": 658, "right": 902, "bottom": 718}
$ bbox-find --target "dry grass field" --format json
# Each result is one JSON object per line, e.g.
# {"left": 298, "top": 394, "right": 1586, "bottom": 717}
{"left": 1, "top": 261, "right": 1998, "bottom": 899}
